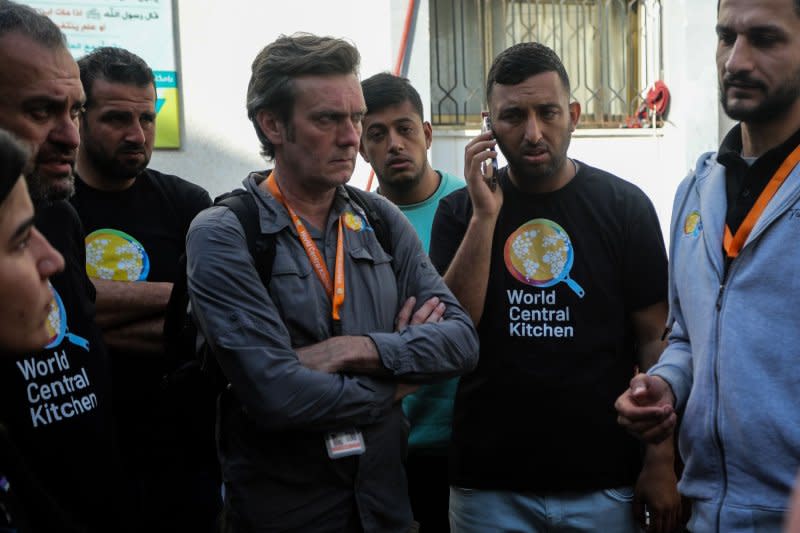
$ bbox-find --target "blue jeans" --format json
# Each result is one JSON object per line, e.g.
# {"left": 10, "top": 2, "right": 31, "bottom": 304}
{"left": 449, "top": 485, "right": 639, "bottom": 533}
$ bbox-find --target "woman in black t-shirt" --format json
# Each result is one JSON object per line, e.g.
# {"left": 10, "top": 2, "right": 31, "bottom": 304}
{"left": 0, "top": 130, "right": 81, "bottom": 533}
{"left": 0, "top": 130, "right": 64, "bottom": 354}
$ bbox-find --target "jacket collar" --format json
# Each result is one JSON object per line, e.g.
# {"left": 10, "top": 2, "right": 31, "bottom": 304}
{"left": 243, "top": 170, "right": 356, "bottom": 235}
{"left": 694, "top": 145, "right": 800, "bottom": 267}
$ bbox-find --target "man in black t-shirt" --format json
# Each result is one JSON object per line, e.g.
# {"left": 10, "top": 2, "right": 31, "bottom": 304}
{"left": 69, "top": 47, "right": 215, "bottom": 532}
{"left": 0, "top": 4, "right": 122, "bottom": 532}
{"left": 430, "top": 42, "right": 680, "bottom": 532}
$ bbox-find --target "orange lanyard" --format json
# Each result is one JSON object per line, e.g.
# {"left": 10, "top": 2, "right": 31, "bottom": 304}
{"left": 723, "top": 144, "right": 800, "bottom": 258}
{"left": 266, "top": 172, "right": 346, "bottom": 321}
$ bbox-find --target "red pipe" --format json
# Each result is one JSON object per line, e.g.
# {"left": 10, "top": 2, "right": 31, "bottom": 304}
{"left": 393, "top": 0, "right": 416, "bottom": 77}
{"left": 366, "top": 0, "right": 416, "bottom": 192}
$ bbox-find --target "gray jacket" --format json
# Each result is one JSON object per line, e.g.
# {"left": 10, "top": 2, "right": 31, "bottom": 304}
{"left": 650, "top": 150, "right": 800, "bottom": 532}
{"left": 186, "top": 173, "right": 478, "bottom": 532}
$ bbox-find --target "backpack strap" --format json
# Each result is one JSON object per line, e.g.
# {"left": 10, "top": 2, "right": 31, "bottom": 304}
{"left": 215, "top": 190, "right": 275, "bottom": 288}
{"left": 211, "top": 185, "right": 388, "bottom": 289}
{"left": 344, "top": 184, "right": 393, "bottom": 256}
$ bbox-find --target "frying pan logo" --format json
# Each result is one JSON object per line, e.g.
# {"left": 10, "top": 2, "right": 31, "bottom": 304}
{"left": 344, "top": 211, "right": 372, "bottom": 232}
{"left": 683, "top": 211, "right": 702, "bottom": 237}
{"left": 44, "top": 285, "right": 90, "bottom": 351}
{"left": 85, "top": 229, "right": 150, "bottom": 281}
{"left": 504, "top": 218, "right": 585, "bottom": 298}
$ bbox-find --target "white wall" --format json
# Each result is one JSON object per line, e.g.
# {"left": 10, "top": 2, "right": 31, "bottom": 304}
{"left": 148, "top": 0, "right": 722, "bottom": 248}
{"left": 150, "top": 0, "right": 430, "bottom": 197}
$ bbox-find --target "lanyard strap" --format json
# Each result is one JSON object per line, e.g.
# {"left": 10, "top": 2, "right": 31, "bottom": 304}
{"left": 723, "top": 143, "right": 800, "bottom": 258}
{"left": 265, "top": 172, "right": 346, "bottom": 321}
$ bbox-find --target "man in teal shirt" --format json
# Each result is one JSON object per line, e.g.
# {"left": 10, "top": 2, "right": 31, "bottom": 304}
{"left": 360, "top": 73, "right": 464, "bottom": 532}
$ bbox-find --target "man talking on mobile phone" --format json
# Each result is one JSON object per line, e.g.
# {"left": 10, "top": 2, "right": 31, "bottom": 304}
{"left": 430, "top": 42, "right": 681, "bottom": 532}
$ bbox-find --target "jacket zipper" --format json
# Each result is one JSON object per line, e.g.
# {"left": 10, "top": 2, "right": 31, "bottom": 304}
{"left": 705, "top": 164, "right": 800, "bottom": 529}
{"left": 713, "top": 253, "right": 740, "bottom": 530}
{"left": 713, "top": 271, "right": 728, "bottom": 531}
{"left": 715, "top": 257, "right": 733, "bottom": 310}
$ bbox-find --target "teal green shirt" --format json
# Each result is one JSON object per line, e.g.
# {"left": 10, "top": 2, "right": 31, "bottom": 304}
{"left": 397, "top": 171, "right": 465, "bottom": 451}
{"left": 396, "top": 171, "right": 465, "bottom": 253}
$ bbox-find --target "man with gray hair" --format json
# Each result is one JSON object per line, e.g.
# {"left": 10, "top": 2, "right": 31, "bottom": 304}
{"left": 0, "top": 2, "right": 121, "bottom": 531}
{"left": 186, "top": 33, "right": 478, "bottom": 532}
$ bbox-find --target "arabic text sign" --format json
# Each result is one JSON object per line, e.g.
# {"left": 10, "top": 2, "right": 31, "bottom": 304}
{"left": 27, "top": 1, "right": 181, "bottom": 148}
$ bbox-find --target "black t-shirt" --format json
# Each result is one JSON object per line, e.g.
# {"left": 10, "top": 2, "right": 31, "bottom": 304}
{"left": 72, "top": 169, "right": 211, "bottom": 283}
{"left": 719, "top": 124, "right": 800, "bottom": 235}
{"left": 430, "top": 162, "right": 668, "bottom": 491}
{"left": 70, "top": 170, "right": 211, "bottom": 469}
{"left": 0, "top": 200, "right": 116, "bottom": 532}
{"left": 0, "top": 423, "right": 84, "bottom": 533}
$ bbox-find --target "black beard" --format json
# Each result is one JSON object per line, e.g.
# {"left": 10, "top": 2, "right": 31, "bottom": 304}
{"left": 500, "top": 141, "right": 567, "bottom": 190}
{"left": 83, "top": 144, "right": 148, "bottom": 182}
{"left": 720, "top": 73, "right": 800, "bottom": 123}
{"left": 25, "top": 170, "right": 74, "bottom": 207}
{"left": 380, "top": 167, "right": 424, "bottom": 192}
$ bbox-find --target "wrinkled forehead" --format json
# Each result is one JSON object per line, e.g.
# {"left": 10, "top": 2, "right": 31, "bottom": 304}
{"left": 292, "top": 73, "right": 365, "bottom": 111}
{"left": 364, "top": 100, "right": 422, "bottom": 127}
{"left": 87, "top": 79, "right": 156, "bottom": 111}
{"left": 489, "top": 72, "right": 570, "bottom": 109}
{"left": 0, "top": 32, "right": 82, "bottom": 99}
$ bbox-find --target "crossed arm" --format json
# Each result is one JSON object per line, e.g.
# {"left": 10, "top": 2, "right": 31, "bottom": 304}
{"left": 187, "top": 204, "right": 478, "bottom": 432}
{"left": 93, "top": 278, "right": 173, "bottom": 353}
{"left": 296, "top": 295, "right": 447, "bottom": 401}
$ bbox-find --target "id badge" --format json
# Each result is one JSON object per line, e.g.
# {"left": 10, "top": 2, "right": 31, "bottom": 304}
{"left": 325, "top": 429, "right": 366, "bottom": 459}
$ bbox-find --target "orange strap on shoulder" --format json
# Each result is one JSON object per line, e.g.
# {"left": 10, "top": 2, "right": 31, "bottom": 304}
{"left": 265, "top": 172, "right": 346, "bottom": 320}
{"left": 724, "top": 144, "right": 800, "bottom": 258}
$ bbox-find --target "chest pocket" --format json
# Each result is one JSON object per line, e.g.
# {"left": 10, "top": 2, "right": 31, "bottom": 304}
{"left": 267, "top": 250, "right": 330, "bottom": 341}
{"left": 345, "top": 243, "right": 398, "bottom": 333}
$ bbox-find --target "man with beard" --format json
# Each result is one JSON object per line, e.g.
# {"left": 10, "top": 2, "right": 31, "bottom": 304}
{"left": 616, "top": 0, "right": 800, "bottom": 530}
{"left": 429, "top": 42, "right": 681, "bottom": 532}
{"left": 359, "top": 72, "right": 464, "bottom": 532}
{"left": 69, "top": 47, "right": 215, "bottom": 532}
{"left": 0, "top": 3, "right": 122, "bottom": 531}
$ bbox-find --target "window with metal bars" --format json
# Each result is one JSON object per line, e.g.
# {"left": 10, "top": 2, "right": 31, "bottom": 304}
{"left": 429, "top": 0, "right": 663, "bottom": 128}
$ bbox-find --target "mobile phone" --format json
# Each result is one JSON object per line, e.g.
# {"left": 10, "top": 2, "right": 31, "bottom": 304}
{"left": 480, "top": 111, "right": 498, "bottom": 192}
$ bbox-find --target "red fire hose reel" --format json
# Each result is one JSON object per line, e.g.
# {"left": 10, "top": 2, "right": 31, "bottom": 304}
{"left": 625, "top": 80, "right": 670, "bottom": 128}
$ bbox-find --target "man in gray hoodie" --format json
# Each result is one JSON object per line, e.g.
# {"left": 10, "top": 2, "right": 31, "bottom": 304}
{"left": 617, "top": 0, "right": 800, "bottom": 530}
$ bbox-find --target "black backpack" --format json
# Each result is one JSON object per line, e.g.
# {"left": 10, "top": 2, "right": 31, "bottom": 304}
{"left": 162, "top": 183, "right": 393, "bottom": 394}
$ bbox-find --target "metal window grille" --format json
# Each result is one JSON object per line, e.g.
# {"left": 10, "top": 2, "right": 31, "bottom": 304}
{"left": 430, "top": 0, "right": 663, "bottom": 128}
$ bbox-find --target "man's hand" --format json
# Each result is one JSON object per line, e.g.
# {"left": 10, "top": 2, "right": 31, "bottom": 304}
{"left": 391, "top": 297, "right": 445, "bottom": 401}
{"left": 633, "top": 440, "right": 682, "bottom": 533}
{"left": 464, "top": 130, "right": 503, "bottom": 220}
{"left": 395, "top": 296, "right": 446, "bottom": 331}
{"left": 615, "top": 373, "right": 677, "bottom": 443}
{"left": 394, "top": 383, "right": 420, "bottom": 402}
{"left": 297, "top": 296, "right": 447, "bottom": 374}
{"left": 295, "top": 295, "right": 456, "bottom": 403}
